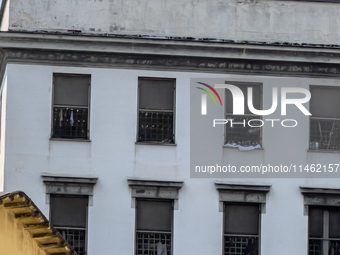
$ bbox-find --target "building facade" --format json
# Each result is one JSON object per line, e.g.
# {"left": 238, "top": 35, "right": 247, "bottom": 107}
{"left": 1, "top": 0, "right": 340, "bottom": 255}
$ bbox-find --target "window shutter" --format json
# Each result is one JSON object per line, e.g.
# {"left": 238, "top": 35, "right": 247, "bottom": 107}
{"left": 50, "top": 195, "right": 87, "bottom": 228}
{"left": 54, "top": 75, "right": 90, "bottom": 107}
{"left": 136, "top": 200, "right": 172, "bottom": 232}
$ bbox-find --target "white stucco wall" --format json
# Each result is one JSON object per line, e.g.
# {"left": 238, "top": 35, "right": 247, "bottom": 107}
{"left": 6, "top": 0, "right": 340, "bottom": 45}
{"left": 3, "top": 63, "right": 340, "bottom": 255}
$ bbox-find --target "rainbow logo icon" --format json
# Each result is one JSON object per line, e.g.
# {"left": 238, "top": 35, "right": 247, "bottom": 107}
{"left": 196, "top": 82, "right": 222, "bottom": 115}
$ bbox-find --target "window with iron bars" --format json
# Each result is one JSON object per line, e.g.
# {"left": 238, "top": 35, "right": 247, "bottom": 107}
{"left": 224, "top": 204, "right": 260, "bottom": 255}
{"left": 136, "top": 200, "right": 173, "bottom": 255}
{"left": 138, "top": 78, "right": 175, "bottom": 144}
{"left": 225, "top": 82, "right": 262, "bottom": 148}
{"left": 309, "top": 207, "right": 340, "bottom": 255}
{"left": 309, "top": 86, "right": 340, "bottom": 151}
{"left": 52, "top": 74, "right": 90, "bottom": 140}
{"left": 50, "top": 195, "right": 88, "bottom": 255}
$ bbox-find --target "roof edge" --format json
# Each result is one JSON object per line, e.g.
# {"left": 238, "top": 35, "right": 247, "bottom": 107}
{"left": 1, "top": 32, "right": 340, "bottom": 65}
{"left": 0, "top": 190, "right": 77, "bottom": 255}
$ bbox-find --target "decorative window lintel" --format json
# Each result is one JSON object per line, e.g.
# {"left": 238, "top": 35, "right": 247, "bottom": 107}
{"left": 300, "top": 186, "right": 340, "bottom": 215}
{"left": 128, "top": 178, "right": 183, "bottom": 210}
{"left": 41, "top": 172, "right": 98, "bottom": 206}
{"left": 215, "top": 181, "right": 271, "bottom": 213}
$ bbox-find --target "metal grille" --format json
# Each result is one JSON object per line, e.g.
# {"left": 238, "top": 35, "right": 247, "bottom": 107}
{"left": 57, "top": 228, "right": 86, "bottom": 255}
{"left": 52, "top": 107, "right": 88, "bottom": 139}
{"left": 309, "top": 240, "right": 340, "bottom": 255}
{"left": 225, "top": 115, "right": 261, "bottom": 146}
{"left": 309, "top": 240, "right": 322, "bottom": 255}
{"left": 310, "top": 119, "right": 340, "bottom": 150}
{"left": 138, "top": 110, "right": 174, "bottom": 143}
{"left": 224, "top": 236, "right": 258, "bottom": 255}
{"left": 136, "top": 231, "right": 171, "bottom": 255}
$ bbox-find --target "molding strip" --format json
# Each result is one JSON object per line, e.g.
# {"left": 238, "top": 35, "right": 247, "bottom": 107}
{"left": 1, "top": 33, "right": 340, "bottom": 64}
{"left": 128, "top": 178, "right": 183, "bottom": 210}
{"left": 41, "top": 173, "right": 98, "bottom": 206}
{"left": 3, "top": 33, "right": 340, "bottom": 83}
{"left": 300, "top": 186, "right": 340, "bottom": 211}
{"left": 215, "top": 181, "right": 271, "bottom": 213}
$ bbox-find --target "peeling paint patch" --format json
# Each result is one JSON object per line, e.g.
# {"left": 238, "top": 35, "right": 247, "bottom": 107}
{"left": 109, "top": 24, "right": 125, "bottom": 32}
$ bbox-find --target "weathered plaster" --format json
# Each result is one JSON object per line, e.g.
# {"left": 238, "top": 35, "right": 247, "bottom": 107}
{"left": 3, "top": 48, "right": 340, "bottom": 79}
{"left": 5, "top": 0, "right": 340, "bottom": 45}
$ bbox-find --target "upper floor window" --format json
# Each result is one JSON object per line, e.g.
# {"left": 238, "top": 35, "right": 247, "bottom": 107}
{"left": 225, "top": 82, "right": 262, "bottom": 149}
{"left": 52, "top": 74, "right": 90, "bottom": 140}
{"left": 224, "top": 203, "right": 260, "bottom": 255}
{"left": 309, "top": 86, "right": 340, "bottom": 151}
{"left": 137, "top": 78, "right": 175, "bottom": 144}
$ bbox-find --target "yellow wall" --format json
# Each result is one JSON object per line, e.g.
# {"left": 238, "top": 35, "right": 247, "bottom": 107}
{"left": 0, "top": 197, "right": 46, "bottom": 255}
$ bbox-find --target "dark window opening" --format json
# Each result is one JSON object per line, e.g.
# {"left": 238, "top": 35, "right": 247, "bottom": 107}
{"left": 138, "top": 78, "right": 175, "bottom": 143}
{"left": 136, "top": 200, "right": 173, "bottom": 255}
{"left": 224, "top": 204, "right": 260, "bottom": 255}
{"left": 309, "top": 207, "right": 340, "bottom": 255}
{"left": 309, "top": 86, "right": 340, "bottom": 151}
{"left": 50, "top": 195, "right": 88, "bottom": 255}
{"left": 225, "top": 82, "right": 262, "bottom": 148}
{"left": 52, "top": 74, "right": 90, "bottom": 140}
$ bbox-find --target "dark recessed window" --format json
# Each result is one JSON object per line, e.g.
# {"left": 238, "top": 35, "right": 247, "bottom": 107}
{"left": 225, "top": 82, "right": 262, "bottom": 147}
{"left": 52, "top": 74, "right": 90, "bottom": 140}
{"left": 50, "top": 195, "right": 88, "bottom": 255}
{"left": 138, "top": 78, "right": 175, "bottom": 144}
{"left": 309, "top": 86, "right": 340, "bottom": 151}
{"left": 136, "top": 200, "right": 173, "bottom": 255}
{"left": 309, "top": 207, "right": 340, "bottom": 255}
{"left": 224, "top": 204, "right": 260, "bottom": 255}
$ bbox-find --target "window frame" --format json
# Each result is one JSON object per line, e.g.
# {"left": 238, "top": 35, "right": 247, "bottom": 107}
{"left": 135, "top": 198, "right": 174, "bottom": 255}
{"left": 215, "top": 182, "right": 270, "bottom": 255}
{"left": 223, "top": 202, "right": 261, "bottom": 255}
{"left": 309, "top": 85, "right": 340, "bottom": 152}
{"left": 49, "top": 194, "right": 89, "bottom": 255}
{"left": 308, "top": 206, "right": 340, "bottom": 255}
{"left": 224, "top": 81, "right": 263, "bottom": 148}
{"left": 128, "top": 178, "right": 183, "bottom": 255}
{"left": 51, "top": 73, "right": 91, "bottom": 141}
{"left": 301, "top": 187, "right": 340, "bottom": 255}
{"left": 41, "top": 173, "right": 98, "bottom": 255}
{"left": 136, "top": 77, "right": 176, "bottom": 145}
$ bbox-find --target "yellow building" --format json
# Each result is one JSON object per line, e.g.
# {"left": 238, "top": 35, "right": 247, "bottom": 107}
{"left": 0, "top": 191, "right": 76, "bottom": 255}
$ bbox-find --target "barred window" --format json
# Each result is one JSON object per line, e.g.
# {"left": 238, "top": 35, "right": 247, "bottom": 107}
{"left": 309, "top": 207, "right": 340, "bottom": 255}
{"left": 224, "top": 204, "right": 260, "bottom": 255}
{"left": 309, "top": 86, "right": 340, "bottom": 151}
{"left": 138, "top": 78, "right": 175, "bottom": 144}
{"left": 50, "top": 195, "right": 88, "bottom": 255}
{"left": 52, "top": 74, "right": 90, "bottom": 139}
{"left": 136, "top": 200, "right": 173, "bottom": 255}
{"left": 225, "top": 82, "right": 262, "bottom": 148}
